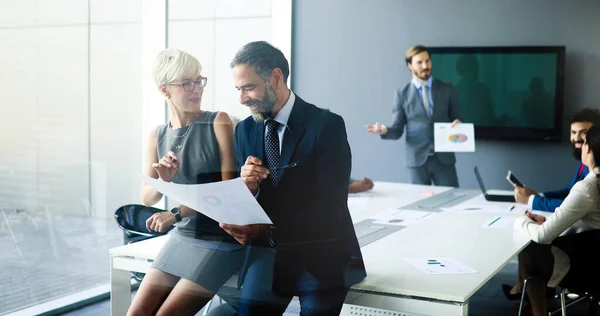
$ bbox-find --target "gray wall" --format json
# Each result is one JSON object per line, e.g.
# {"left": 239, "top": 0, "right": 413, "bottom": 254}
{"left": 291, "top": 0, "right": 600, "bottom": 191}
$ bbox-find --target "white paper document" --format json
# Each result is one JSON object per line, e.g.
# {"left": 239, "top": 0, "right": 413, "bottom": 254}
{"left": 405, "top": 257, "right": 479, "bottom": 275}
{"left": 142, "top": 176, "right": 272, "bottom": 225}
{"left": 434, "top": 122, "right": 475, "bottom": 152}
{"left": 348, "top": 192, "right": 373, "bottom": 198}
{"left": 347, "top": 197, "right": 370, "bottom": 207}
{"left": 441, "top": 204, "right": 519, "bottom": 213}
{"left": 482, "top": 215, "right": 518, "bottom": 229}
{"left": 373, "top": 209, "right": 433, "bottom": 226}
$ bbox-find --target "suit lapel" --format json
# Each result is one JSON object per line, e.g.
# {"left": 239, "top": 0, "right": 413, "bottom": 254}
{"left": 278, "top": 96, "right": 306, "bottom": 182}
{"left": 432, "top": 79, "right": 442, "bottom": 122}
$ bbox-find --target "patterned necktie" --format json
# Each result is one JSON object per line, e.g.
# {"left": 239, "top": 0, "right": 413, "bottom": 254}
{"left": 265, "top": 119, "right": 281, "bottom": 186}
{"left": 422, "top": 85, "right": 432, "bottom": 117}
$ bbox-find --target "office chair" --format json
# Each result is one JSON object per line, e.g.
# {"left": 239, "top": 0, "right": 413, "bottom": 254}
{"left": 518, "top": 229, "right": 600, "bottom": 316}
{"left": 551, "top": 230, "right": 600, "bottom": 316}
{"left": 113, "top": 204, "right": 225, "bottom": 315}
{"left": 113, "top": 204, "right": 173, "bottom": 281}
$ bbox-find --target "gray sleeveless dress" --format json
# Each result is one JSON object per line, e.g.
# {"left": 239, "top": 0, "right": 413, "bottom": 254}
{"left": 150, "top": 111, "right": 245, "bottom": 293}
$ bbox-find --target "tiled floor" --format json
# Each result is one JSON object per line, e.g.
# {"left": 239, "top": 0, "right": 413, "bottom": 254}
{"left": 0, "top": 208, "right": 123, "bottom": 315}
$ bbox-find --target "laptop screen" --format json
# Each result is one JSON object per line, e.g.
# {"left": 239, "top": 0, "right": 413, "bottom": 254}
{"left": 473, "top": 166, "right": 487, "bottom": 194}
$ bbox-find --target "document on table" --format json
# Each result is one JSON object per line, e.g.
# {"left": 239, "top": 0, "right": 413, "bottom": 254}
{"left": 434, "top": 122, "right": 475, "bottom": 152}
{"left": 348, "top": 197, "right": 370, "bottom": 207}
{"left": 441, "top": 204, "right": 522, "bottom": 213}
{"left": 372, "top": 209, "right": 433, "bottom": 226}
{"left": 405, "top": 257, "right": 479, "bottom": 275}
{"left": 142, "top": 176, "right": 272, "bottom": 225}
{"left": 348, "top": 192, "right": 372, "bottom": 198}
{"left": 348, "top": 192, "right": 372, "bottom": 207}
{"left": 482, "top": 215, "right": 518, "bottom": 229}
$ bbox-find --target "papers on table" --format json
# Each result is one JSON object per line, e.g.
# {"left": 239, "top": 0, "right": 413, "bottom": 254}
{"left": 373, "top": 209, "right": 433, "bottom": 226}
{"left": 441, "top": 204, "right": 523, "bottom": 213}
{"left": 348, "top": 192, "right": 373, "bottom": 198}
{"left": 142, "top": 176, "right": 272, "bottom": 225}
{"left": 434, "top": 122, "right": 475, "bottom": 152}
{"left": 348, "top": 197, "right": 370, "bottom": 207}
{"left": 406, "top": 257, "right": 478, "bottom": 275}
{"left": 348, "top": 192, "right": 372, "bottom": 207}
{"left": 482, "top": 215, "right": 517, "bottom": 229}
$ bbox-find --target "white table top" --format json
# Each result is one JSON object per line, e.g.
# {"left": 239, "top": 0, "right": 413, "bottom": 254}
{"left": 353, "top": 210, "right": 530, "bottom": 302}
{"left": 348, "top": 181, "right": 453, "bottom": 223}
{"left": 108, "top": 182, "right": 450, "bottom": 260}
{"left": 110, "top": 182, "right": 532, "bottom": 304}
{"left": 346, "top": 185, "right": 531, "bottom": 302}
{"left": 110, "top": 234, "right": 169, "bottom": 259}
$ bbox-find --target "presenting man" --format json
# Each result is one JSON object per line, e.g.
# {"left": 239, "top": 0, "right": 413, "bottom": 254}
{"left": 220, "top": 41, "right": 366, "bottom": 315}
{"left": 367, "top": 45, "right": 462, "bottom": 186}
{"left": 514, "top": 108, "right": 600, "bottom": 211}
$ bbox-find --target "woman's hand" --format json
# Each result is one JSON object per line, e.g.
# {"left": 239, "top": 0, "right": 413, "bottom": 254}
{"left": 524, "top": 210, "right": 546, "bottom": 225}
{"left": 146, "top": 212, "right": 177, "bottom": 232}
{"left": 152, "top": 151, "right": 179, "bottom": 182}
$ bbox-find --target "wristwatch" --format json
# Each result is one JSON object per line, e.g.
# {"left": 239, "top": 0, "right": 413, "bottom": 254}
{"left": 266, "top": 225, "right": 276, "bottom": 247}
{"left": 169, "top": 207, "right": 182, "bottom": 222}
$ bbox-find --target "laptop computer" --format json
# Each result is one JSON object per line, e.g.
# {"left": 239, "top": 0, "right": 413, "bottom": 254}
{"left": 473, "top": 166, "right": 515, "bottom": 202}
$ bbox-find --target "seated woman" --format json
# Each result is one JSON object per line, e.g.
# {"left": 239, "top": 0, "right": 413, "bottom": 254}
{"left": 128, "top": 48, "right": 244, "bottom": 316}
{"left": 512, "top": 125, "right": 600, "bottom": 316}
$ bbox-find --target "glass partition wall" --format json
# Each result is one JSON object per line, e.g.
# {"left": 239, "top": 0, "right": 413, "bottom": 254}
{"left": 0, "top": 0, "right": 290, "bottom": 313}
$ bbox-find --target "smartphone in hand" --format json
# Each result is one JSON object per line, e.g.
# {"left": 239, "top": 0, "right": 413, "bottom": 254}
{"left": 506, "top": 170, "right": 524, "bottom": 187}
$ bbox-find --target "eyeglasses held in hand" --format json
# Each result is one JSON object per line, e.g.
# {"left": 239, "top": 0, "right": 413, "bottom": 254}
{"left": 269, "top": 161, "right": 298, "bottom": 172}
{"left": 167, "top": 77, "right": 208, "bottom": 92}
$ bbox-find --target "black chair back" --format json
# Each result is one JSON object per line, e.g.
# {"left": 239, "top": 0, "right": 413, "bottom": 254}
{"left": 113, "top": 204, "right": 173, "bottom": 244}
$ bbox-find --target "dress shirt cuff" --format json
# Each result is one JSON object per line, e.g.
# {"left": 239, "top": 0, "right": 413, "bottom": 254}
{"left": 254, "top": 188, "right": 260, "bottom": 199}
{"left": 527, "top": 194, "right": 536, "bottom": 209}
{"left": 513, "top": 215, "right": 534, "bottom": 232}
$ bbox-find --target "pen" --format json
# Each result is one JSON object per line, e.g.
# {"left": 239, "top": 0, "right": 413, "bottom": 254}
{"left": 510, "top": 205, "right": 515, "bottom": 212}
{"left": 488, "top": 216, "right": 501, "bottom": 227}
{"left": 269, "top": 161, "right": 298, "bottom": 172}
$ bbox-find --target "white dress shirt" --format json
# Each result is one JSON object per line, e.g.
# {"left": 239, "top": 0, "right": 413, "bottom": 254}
{"left": 514, "top": 170, "right": 600, "bottom": 286}
{"left": 514, "top": 171, "right": 600, "bottom": 244}
{"left": 264, "top": 90, "right": 295, "bottom": 154}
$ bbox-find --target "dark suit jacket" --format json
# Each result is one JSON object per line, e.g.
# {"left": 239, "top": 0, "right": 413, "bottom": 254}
{"left": 381, "top": 78, "right": 462, "bottom": 167}
{"left": 234, "top": 94, "right": 366, "bottom": 295}
{"left": 533, "top": 162, "right": 589, "bottom": 211}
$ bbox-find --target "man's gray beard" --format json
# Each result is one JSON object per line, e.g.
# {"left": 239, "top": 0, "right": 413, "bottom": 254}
{"left": 251, "top": 111, "right": 269, "bottom": 123}
{"left": 250, "top": 84, "right": 277, "bottom": 123}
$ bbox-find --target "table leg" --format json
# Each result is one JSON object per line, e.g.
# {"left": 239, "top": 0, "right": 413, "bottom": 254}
{"left": 110, "top": 257, "right": 131, "bottom": 316}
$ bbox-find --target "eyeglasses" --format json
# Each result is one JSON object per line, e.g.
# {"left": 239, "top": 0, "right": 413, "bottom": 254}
{"left": 167, "top": 77, "right": 208, "bottom": 92}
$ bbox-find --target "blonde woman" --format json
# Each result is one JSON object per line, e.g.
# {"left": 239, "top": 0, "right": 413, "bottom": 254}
{"left": 128, "top": 49, "right": 243, "bottom": 316}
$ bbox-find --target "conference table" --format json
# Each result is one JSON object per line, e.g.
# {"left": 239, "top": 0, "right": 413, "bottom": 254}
{"left": 109, "top": 182, "right": 532, "bottom": 316}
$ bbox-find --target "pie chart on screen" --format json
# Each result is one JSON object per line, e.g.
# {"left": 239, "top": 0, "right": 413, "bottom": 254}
{"left": 448, "top": 134, "right": 468, "bottom": 143}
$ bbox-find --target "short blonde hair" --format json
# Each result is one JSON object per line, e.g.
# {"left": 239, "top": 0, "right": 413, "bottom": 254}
{"left": 404, "top": 45, "right": 429, "bottom": 65}
{"left": 152, "top": 48, "right": 202, "bottom": 87}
